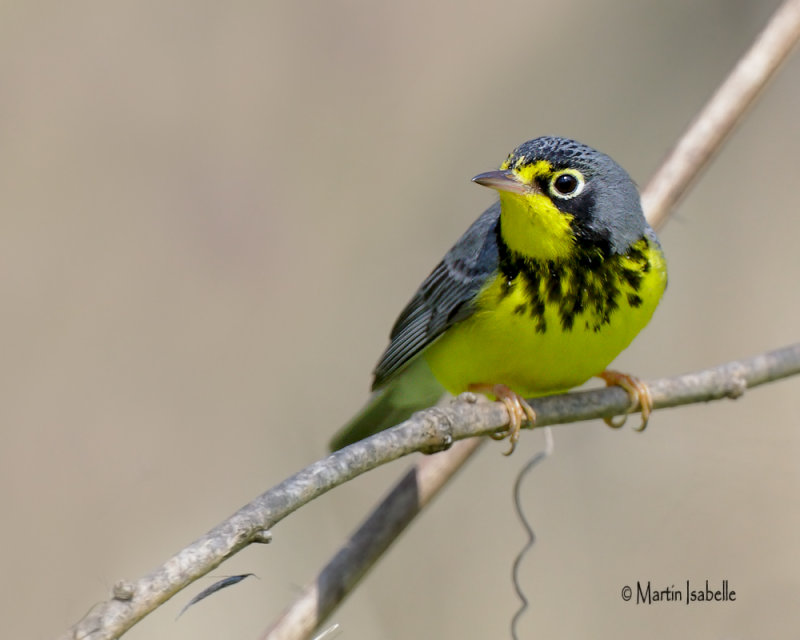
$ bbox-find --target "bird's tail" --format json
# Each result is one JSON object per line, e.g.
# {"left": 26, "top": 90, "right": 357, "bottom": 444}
{"left": 329, "top": 356, "right": 445, "bottom": 451}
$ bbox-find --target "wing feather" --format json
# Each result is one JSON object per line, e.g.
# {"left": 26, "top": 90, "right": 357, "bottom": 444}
{"left": 372, "top": 202, "right": 501, "bottom": 389}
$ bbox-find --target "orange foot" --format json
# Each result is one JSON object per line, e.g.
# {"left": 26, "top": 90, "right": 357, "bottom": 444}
{"left": 468, "top": 383, "right": 536, "bottom": 455}
{"left": 598, "top": 370, "right": 653, "bottom": 431}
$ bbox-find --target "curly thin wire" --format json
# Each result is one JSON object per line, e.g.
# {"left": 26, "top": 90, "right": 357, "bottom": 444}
{"left": 510, "top": 427, "right": 554, "bottom": 640}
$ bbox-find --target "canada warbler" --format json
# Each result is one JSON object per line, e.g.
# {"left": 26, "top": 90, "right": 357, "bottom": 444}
{"left": 330, "top": 136, "right": 667, "bottom": 453}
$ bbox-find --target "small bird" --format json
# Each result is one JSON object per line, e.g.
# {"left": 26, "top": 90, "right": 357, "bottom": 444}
{"left": 331, "top": 136, "right": 667, "bottom": 453}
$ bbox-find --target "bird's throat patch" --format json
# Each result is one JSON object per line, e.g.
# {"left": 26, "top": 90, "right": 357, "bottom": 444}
{"left": 496, "top": 158, "right": 576, "bottom": 261}
{"left": 498, "top": 191, "right": 575, "bottom": 262}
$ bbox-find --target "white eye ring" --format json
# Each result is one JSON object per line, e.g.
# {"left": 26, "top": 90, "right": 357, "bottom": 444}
{"left": 549, "top": 169, "right": 585, "bottom": 200}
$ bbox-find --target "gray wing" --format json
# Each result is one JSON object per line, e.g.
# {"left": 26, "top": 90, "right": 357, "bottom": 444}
{"left": 372, "top": 202, "right": 501, "bottom": 390}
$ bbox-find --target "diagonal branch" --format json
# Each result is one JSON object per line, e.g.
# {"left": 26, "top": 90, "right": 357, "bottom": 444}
{"left": 257, "top": 437, "right": 486, "bottom": 640}
{"left": 259, "top": 344, "right": 800, "bottom": 640}
{"left": 642, "top": 0, "right": 800, "bottom": 229}
{"left": 61, "top": 345, "right": 800, "bottom": 640}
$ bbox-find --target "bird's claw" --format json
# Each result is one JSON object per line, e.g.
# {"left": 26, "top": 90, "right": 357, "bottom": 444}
{"left": 470, "top": 383, "right": 536, "bottom": 455}
{"left": 598, "top": 369, "right": 652, "bottom": 431}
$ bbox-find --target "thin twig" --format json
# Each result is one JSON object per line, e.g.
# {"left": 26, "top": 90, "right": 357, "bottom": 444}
{"left": 59, "top": 2, "right": 800, "bottom": 638}
{"left": 642, "top": 0, "right": 800, "bottom": 229}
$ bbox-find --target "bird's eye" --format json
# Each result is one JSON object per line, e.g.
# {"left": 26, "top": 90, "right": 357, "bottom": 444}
{"left": 549, "top": 170, "right": 585, "bottom": 199}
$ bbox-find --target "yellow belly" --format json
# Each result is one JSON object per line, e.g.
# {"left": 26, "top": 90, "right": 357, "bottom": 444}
{"left": 423, "top": 246, "right": 667, "bottom": 397}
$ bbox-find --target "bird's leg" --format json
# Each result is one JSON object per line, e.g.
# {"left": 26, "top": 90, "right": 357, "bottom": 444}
{"left": 597, "top": 370, "right": 653, "bottom": 431}
{"left": 468, "top": 383, "right": 536, "bottom": 455}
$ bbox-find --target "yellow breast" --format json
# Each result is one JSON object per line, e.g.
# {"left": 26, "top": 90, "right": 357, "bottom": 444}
{"left": 423, "top": 237, "right": 667, "bottom": 397}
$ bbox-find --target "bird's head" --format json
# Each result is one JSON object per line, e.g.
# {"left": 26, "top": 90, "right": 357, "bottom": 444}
{"left": 473, "top": 136, "right": 646, "bottom": 262}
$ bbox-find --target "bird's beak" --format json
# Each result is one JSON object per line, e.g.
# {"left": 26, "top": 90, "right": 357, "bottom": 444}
{"left": 472, "top": 170, "right": 531, "bottom": 195}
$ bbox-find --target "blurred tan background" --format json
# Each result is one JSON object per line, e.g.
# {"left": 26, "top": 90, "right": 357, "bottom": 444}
{"left": 3, "top": 1, "right": 800, "bottom": 638}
